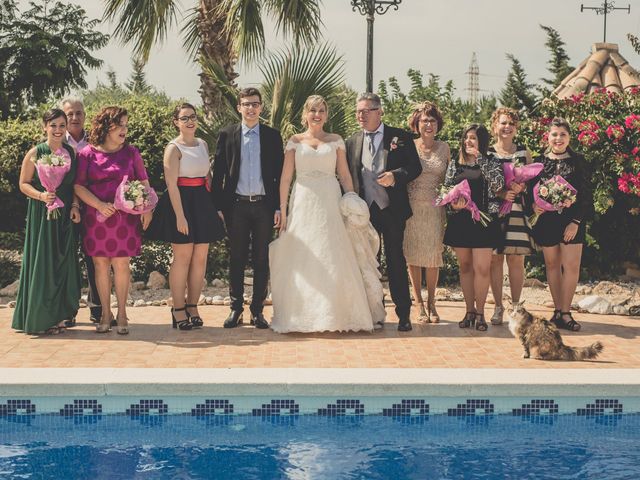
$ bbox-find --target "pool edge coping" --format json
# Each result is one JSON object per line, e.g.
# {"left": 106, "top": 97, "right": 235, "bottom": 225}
{"left": 2, "top": 368, "right": 640, "bottom": 397}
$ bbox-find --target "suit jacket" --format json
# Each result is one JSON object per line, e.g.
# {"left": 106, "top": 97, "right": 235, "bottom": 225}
{"left": 211, "top": 122, "right": 284, "bottom": 215}
{"left": 345, "top": 124, "right": 422, "bottom": 221}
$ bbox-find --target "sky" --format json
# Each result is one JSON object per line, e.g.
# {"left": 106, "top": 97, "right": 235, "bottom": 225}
{"left": 21, "top": 0, "right": 640, "bottom": 103}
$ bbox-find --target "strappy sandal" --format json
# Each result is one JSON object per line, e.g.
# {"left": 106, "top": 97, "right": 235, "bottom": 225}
{"left": 96, "top": 313, "right": 114, "bottom": 333}
{"left": 116, "top": 316, "right": 130, "bottom": 335}
{"left": 459, "top": 312, "right": 476, "bottom": 328}
{"left": 428, "top": 300, "right": 440, "bottom": 323}
{"left": 185, "top": 303, "right": 203, "bottom": 328}
{"left": 172, "top": 307, "right": 193, "bottom": 331}
{"left": 554, "top": 312, "right": 581, "bottom": 331}
{"left": 475, "top": 313, "right": 488, "bottom": 331}
{"left": 549, "top": 309, "right": 561, "bottom": 322}
{"left": 417, "top": 303, "right": 429, "bottom": 322}
{"left": 490, "top": 306, "right": 504, "bottom": 325}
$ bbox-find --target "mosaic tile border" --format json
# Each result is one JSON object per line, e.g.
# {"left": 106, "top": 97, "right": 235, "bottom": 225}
{"left": 1, "top": 396, "right": 639, "bottom": 417}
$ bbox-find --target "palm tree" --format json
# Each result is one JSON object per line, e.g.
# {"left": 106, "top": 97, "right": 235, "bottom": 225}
{"left": 102, "top": 0, "right": 323, "bottom": 118}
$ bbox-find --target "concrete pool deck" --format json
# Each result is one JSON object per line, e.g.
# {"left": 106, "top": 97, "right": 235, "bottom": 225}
{"left": 1, "top": 302, "right": 638, "bottom": 369}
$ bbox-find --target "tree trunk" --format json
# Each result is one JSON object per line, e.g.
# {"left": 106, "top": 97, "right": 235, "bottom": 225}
{"left": 197, "top": 0, "right": 238, "bottom": 120}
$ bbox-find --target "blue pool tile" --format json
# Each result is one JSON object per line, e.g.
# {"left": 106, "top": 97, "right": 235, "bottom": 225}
{"left": 60, "top": 399, "right": 102, "bottom": 416}
{"left": 252, "top": 400, "right": 299, "bottom": 416}
{"left": 0, "top": 399, "right": 36, "bottom": 416}
{"left": 318, "top": 399, "right": 365, "bottom": 416}
{"left": 382, "top": 399, "right": 429, "bottom": 417}
{"left": 513, "top": 399, "right": 559, "bottom": 416}
{"left": 126, "top": 400, "right": 169, "bottom": 416}
{"left": 577, "top": 399, "right": 623, "bottom": 416}
{"left": 192, "top": 399, "right": 234, "bottom": 416}
{"left": 447, "top": 399, "right": 494, "bottom": 416}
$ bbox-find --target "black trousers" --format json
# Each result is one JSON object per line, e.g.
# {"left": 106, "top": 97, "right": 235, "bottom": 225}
{"left": 226, "top": 199, "right": 272, "bottom": 314}
{"left": 370, "top": 203, "right": 411, "bottom": 319}
{"left": 84, "top": 253, "right": 102, "bottom": 319}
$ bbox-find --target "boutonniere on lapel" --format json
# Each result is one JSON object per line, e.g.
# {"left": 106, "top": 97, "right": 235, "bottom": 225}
{"left": 389, "top": 136, "right": 401, "bottom": 151}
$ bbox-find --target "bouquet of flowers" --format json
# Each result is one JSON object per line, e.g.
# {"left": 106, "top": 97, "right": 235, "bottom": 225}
{"left": 528, "top": 175, "right": 577, "bottom": 226}
{"left": 34, "top": 148, "right": 71, "bottom": 220}
{"left": 434, "top": 179, "right": 492, "bottom": 226}
{"left": 97, "top": 175, "right": 158, "bottom": 223}
{"left": 499, "top": 160, "right": 544, "bottom": 216}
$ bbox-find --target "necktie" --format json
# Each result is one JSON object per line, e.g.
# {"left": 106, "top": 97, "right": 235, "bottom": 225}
{"left": 366, "top": 131, "right": 377, "bottom": 157}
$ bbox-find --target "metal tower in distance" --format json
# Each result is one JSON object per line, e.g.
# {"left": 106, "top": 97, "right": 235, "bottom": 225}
{"left": 466, "top": 52, "right": 480, "bottom": 106}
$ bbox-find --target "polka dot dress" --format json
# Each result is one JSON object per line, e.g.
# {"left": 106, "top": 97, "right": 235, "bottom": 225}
{"left": 76, "top": 144, "right": 149, "bottom": 257}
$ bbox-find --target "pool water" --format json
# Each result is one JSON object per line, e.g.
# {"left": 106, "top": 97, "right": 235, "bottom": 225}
{"left": 1, "top": 414, "right": 639, "bottom": 479}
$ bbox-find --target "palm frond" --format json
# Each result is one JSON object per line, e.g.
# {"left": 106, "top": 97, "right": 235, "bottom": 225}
{"left": 264, "top": 0, "right": 323, "bottom": 49}
{"left": 180, "top": 7, "right": 201, "bottom": 62}
{"left": 217, "top": 0, "right": 265, "bottom": 64}
{"left": 259, "top": 43, "right": 345, "bottom": 138}
{"left": 199, "top": 56, "right": 241, "bottom": 120}
{"left": 102, "top": 0, "right": 179, "bottom": 62}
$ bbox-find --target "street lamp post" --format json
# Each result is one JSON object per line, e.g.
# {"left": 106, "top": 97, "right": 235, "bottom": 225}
{"left": 351, "top": 0, "right": 403, "bottom": 93}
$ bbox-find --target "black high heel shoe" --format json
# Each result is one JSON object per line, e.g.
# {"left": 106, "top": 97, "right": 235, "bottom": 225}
{"left": 172, "top": 307, "right": 193, "bottom": 330}
{"left": 459, "top": 312, "right": 476, "bottom": 328}
{"left": 475, "top": 313, "right": 488, "bottom": 331}
{"left": 185, "top": 303, "right": 203, "bottom": 328}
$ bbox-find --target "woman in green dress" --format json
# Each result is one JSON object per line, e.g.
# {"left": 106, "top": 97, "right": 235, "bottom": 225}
{"left": 12, "top": 108, "right": 82, "bottom": 334}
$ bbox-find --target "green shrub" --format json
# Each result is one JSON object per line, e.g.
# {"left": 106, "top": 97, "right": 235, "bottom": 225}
{"left": 130, "top": 240, "right": 173, "bottom": 282}
{"left": 206, "top": 239, "right": 230, "bottom": 282}
{"left": 0, "top": 231, "right": 24, "bottom": 250}
{"left": 0, "top": 251, "right": 21, "bottom": 288}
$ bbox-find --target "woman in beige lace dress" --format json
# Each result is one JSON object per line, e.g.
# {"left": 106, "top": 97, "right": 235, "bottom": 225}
{"left": 403, "top": 102, "right": 450, "bottom": 322}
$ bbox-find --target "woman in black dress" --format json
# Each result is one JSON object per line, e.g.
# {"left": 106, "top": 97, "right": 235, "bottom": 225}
{"left": 443, "top": 125, "right": 504, "bottom": 331}
{"left": 528, "top": 117, "right": 591, "bottom": 331}
{"left": 146, "top": 103, "right": 225, "bottom": 330}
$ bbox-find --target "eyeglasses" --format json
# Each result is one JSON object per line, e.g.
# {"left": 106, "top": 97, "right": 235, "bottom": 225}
{"left": 421, "top": 119, "right": 437, "bottom": 125}
{"left": 356, "top": 107, "right": 380, "bottom": 116}
{"left": 240, "top": 101, "right": 262, "bottom": 109}
{"left": 178, "top": 114, "right": 198, "bottom": 123}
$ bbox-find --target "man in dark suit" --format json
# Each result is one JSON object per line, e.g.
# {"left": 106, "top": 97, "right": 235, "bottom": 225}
{"left": 345, "top": 92, "right": 422, "bottom": 331}
{"left": 212, "top": 87, "right": 284, "bottom": 329}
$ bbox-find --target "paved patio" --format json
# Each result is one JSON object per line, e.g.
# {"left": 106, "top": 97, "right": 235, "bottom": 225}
{"left": 0, "top": 302, "right": 638, "bottom": 369}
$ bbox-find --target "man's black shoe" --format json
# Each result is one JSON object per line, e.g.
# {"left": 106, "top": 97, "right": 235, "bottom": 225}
{"left": 223, "top": 310, "right": 244, "bottom": 328}
{"left": 250, "top": 313, "right": 269, "bottom": 329}
{"left": 397, "top": 318, "right": 412, "bottom": 332}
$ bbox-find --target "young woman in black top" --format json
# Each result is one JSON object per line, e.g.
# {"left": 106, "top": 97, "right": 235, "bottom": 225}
{"left": 529, "top": 117, "right": 591, "bottom": 331}
{"left": 443, "top": 125, "right": 504, "bottom": 331}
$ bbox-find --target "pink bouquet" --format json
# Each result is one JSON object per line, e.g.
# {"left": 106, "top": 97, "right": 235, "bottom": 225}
{"left": 435, "top": 179, "right": 492, "bottom": 226}
{"left": 499, "top": 160, "right": 544, "bottom": 216}
{"left": 528, "top": 175, "right": 577, "bottom": 226}
{"left": 34, "top": 148, "right": 71, "bottom": 220}
{"left": 97, "top": 175, "right": 158, "bottom": 223}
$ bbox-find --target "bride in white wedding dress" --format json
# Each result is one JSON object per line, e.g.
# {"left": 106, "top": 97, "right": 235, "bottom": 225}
{"left": 269, "top": 95, "right": 380, "bottom": 333}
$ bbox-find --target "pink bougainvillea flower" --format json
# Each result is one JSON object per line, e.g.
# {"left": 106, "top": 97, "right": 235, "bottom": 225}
{"left": 625, "top": 114, "right": 640, "bottom": 130}
{"left": 606, "top": 124, "right": 625, "bottom": 142}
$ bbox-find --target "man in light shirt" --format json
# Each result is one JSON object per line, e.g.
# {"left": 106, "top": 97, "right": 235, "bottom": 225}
{"left": 61, "top": 97, "right": 104, "bottom": 326}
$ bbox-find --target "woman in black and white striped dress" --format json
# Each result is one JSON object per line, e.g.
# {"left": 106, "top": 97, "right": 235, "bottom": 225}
{"left": 488, "top": 108, "right": 535, "bottom": 325}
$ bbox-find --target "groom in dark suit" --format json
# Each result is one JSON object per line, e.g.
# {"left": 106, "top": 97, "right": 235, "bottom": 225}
{"left": 346, "top": 92, "right": 422, "bottom": 331}
{"left": 212, "top": 87, "right": 284, "bottom": 329}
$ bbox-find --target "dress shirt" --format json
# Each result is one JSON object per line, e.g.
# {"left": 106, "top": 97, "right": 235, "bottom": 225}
{"left": 65, "top": 131, "right": 88, "bottom": 152}
{"left": 364, "top": 123, "right": 384, "bottom": 155}
{"left": 236, "top": 123, "right": 265, "bottom": 196}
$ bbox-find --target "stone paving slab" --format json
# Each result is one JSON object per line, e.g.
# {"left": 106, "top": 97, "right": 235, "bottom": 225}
{"left": 0, "top": 302, "right": 638, "bottom": 369}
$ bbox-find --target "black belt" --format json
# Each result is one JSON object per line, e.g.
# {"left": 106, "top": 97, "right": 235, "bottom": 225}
{"left": 236, "top": 194, "right": 266, "bottom": 202}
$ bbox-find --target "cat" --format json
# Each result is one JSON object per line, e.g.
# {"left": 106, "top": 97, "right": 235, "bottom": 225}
{"left": 508, "top": 305, "right": 603, "bottom": 361}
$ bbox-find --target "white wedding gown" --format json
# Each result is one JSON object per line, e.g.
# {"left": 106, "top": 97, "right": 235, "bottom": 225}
{"left": 269, "top": 138, "right": 376, "bottom": 333}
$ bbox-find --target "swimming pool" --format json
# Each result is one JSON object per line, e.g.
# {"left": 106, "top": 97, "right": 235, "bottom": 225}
{"left": 1, "top": 413, "right": 639, "bottom": 479}
{"left": 2, "top": 368, "right": 639, "bottom": 479}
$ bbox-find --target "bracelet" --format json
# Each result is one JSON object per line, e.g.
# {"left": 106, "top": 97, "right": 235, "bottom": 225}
{"left": 71, "top": 203, "right": 80, "bottom": 209}
{"left": 571, "top": 219, "right": 581, "bottom": 225}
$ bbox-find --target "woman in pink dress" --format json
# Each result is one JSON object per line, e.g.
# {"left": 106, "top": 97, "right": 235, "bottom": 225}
{"left": 75, "top": 106, "right": 152, "bottom": 335}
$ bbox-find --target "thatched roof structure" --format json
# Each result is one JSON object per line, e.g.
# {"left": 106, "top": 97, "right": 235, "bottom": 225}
{"left": 553, "top": 42, "right": 640, "bottom": 98}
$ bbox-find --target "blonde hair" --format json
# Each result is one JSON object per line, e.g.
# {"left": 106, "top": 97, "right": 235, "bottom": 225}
{"left": 301, "top": 95, "right": 329, "bottom": 127}
{"left": 490, "top": 107, "right": 520, "bottom": 138}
